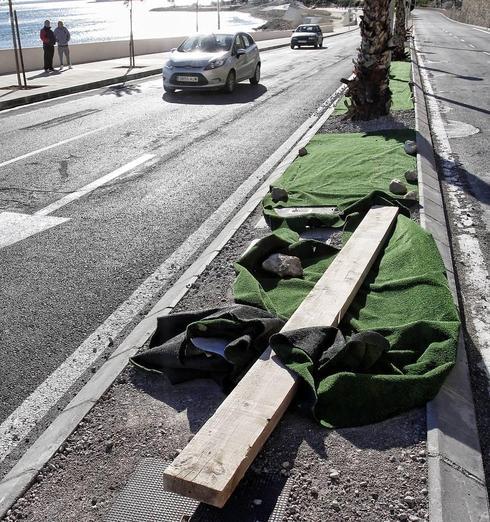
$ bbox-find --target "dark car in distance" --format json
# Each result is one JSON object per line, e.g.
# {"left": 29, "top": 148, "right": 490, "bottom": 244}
{"left": 290, "top": 24, "right": 324, "bottom": 49}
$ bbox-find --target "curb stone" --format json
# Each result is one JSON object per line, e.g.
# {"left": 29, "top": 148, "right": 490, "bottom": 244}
{"left": 411, "top": 35, "right": 490, "bottom": 522}
{"left": 0, "top": 28, "right": 359, "bottom": 112}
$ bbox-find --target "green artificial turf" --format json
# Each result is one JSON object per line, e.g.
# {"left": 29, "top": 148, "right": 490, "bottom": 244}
{"left": 233, "top": 216, "right": 460, "bottom": 427}
{"left": 334, "top": 60, "right": 413, "bottom": 114}
{"left": 263, "top": 129, "right": 417, "bottom": 230}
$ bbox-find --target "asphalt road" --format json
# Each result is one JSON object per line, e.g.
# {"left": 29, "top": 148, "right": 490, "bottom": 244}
{"left": 414, "top": 9, "right": 490, "bottom": 486}
{"left": 0, "top": 31, "right": 358, "bottom": 432}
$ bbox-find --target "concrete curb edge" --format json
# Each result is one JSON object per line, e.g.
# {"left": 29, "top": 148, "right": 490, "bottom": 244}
{"left": 411, "top": 34, "right": 490, "bottom": 522}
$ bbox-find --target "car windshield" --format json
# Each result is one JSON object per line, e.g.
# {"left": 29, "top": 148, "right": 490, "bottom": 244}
{"left": 296, "top": 26, "right": 319, "bottom": 32}
{"left": 178, "top": 34, "right": 234, "bottom": 53}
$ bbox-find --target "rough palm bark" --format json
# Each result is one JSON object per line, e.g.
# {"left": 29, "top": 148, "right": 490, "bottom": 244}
{"left": 341, "top": 0, "right": 392, "bottom": 120}
{"left": 393, "top": 0, "right": 408, "bottom": 60}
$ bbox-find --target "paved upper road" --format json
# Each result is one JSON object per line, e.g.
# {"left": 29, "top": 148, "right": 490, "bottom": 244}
{"left": 0, "top": 31, "right": 359, "bottom": 471}
{"left": 414, "top": 8, "right": 490, "bottom": 489}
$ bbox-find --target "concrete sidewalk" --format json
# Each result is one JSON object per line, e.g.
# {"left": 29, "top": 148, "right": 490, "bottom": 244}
{"left": 0, "top": 27, "right": 358, "bottom": 111}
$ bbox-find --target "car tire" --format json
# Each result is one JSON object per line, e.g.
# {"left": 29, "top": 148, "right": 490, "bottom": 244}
{"left": 314, "top": 43, "right": 318, "bottom": 49}
{"left": 319, "top": 38, "right": 323, "bottom": 48}
{"left": 290, "top": 44, "right": 295, "bottom": 49}
{"left": 164, "top": 86, "right": 175, "bottom": 94}
{"left": 249, "top": 63, "right": 260, "bottom": 85}
{"left": 224, "top": 70, "right": 236, "bottom": 94}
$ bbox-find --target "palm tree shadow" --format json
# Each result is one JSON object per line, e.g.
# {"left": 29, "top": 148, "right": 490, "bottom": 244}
{"left": 101, "top": 83, "right": 142, "bottom": 97}
{"left": 418, "top": 64, "right": 483, "bottom": 82}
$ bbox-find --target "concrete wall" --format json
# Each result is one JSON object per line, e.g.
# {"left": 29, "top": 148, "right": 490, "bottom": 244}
{"left": 0, "top": 29, "right": 296, "bottom": 75}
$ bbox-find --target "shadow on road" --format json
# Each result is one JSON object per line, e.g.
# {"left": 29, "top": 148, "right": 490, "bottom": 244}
{"left": 425, "top": 90, "right": 490, "bottom": 116}
{"left": 162, "top": 83, "right": 267, "bottom": 105}
{"left": 101, "top": 83, "right": 143, "bottom": 97}
{"left": 419, "top": 44, "right": 490, "bottom": 54}
{"left": 418, "top": 64, "right": 484, "bottom": 82}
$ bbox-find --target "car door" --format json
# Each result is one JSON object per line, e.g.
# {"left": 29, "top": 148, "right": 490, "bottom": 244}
{"left": 233, "top": 34, "right": 248, "bottom": 81}
{"left": 240, "top": 33, "right": 257, "bottom": 78}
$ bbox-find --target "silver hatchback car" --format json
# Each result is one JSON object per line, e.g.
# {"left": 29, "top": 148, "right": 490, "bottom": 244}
{"left": 162, "top": 32, "right": 261, "bottom": 94}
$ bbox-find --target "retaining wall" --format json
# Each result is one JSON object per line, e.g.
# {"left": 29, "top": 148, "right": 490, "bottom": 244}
{"left": 0, "top": 28, "right": 312, "bottom": 75}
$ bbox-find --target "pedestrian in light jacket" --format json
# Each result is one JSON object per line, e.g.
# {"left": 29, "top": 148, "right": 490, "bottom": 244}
{"left": 54, "top": 21, "right": 72, "bottom": 70}
{"left": 40, "top": 20, "right": 56, "bottom": 72}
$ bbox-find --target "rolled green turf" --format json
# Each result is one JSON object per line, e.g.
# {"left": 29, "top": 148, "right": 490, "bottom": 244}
{"left": 263, "top": 129, "right": 417, "bottom": 230}
{"left": 234, "top": 216, "right": 460, "bottom": 427}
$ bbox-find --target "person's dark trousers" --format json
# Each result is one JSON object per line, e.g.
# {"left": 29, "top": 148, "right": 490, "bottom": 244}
{"left": 43, "top": 44, "right": 54, "bottom": 71}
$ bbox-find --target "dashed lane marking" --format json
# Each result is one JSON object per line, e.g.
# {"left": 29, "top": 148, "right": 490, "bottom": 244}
{"left": 35, "top": 154, "right": 155, "bottom": 217}
{"left": 0, "top": 126, "right": 112, "bottom": 168}
{"left": 0, "top": 154, "right": 155, "bottom": 251}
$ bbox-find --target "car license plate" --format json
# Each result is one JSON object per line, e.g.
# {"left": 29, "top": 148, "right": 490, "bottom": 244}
{"left": 298, "top": 40, "right": 307, "bottom": 43}
{"left": 177, "top": 75, "right": 198, "bottom": 82}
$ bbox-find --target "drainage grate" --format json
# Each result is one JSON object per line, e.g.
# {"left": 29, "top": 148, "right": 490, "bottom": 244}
{"left": 105, "top": 458, "right": 292, "bottom": 522}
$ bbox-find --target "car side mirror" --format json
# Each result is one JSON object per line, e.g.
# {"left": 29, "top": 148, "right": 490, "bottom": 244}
{"left": 170, "top": 48, "right": 176, "bottom": 53}
{"left": 236, "top": 48, "right": 246, "bottom": 58}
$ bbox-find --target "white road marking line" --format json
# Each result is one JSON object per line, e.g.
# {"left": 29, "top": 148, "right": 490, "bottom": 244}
{"left": 469, "top": 44, "right": 475, "bottom": 48}
{"left": 484, "top": 51, "right": 490, "bottom": 56}
{"left": 473, "top": 27, "right": 490, "bottom": 34}
{"left": 0, "top": 212, "right": 69, "bottom": 250}
{"left": 35, "top": 154, "right": 155, "bottom": 216}
{"left": 460, "top": 38, "right": 465, "bottom": 42}
{"left": 0, "top": 84, "right": 346, "bottom": 465}
{"left": 0, "top": 126, "right": 112, "bottom": 168}
{"left": 0, "top": 155, "right": 155, "bottom": 251}
{"left": 417, "top": 48, "right": 490, "bottom": 392}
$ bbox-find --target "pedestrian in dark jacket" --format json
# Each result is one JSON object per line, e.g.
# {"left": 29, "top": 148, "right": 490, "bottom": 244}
{"left": 54, "top": 21, "right": 72, "bottom": 70}
{"left": 40, "top": 20, "right": 56, "bottom": 72}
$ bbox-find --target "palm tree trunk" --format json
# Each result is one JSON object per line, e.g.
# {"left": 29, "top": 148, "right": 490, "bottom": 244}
{"left": 341, "top": 0, "right": 392, "bottom": 120}
{"left": 392, "top": 0, "right": 407, "bottom": 60}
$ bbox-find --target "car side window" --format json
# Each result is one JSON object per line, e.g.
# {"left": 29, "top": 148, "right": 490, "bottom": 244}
{"left": 234, "top": 35, "right": 244, "bottom": 51}
{"left": 242, "top": 34, "right": 252, "bottom": 48}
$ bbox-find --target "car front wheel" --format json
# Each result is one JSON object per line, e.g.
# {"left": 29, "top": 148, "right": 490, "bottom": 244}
{"left": 250, "top": 63, "right": 260, "bottom": 85}
{"left": 224, "top": 70, "right": 236, "bottom": 94}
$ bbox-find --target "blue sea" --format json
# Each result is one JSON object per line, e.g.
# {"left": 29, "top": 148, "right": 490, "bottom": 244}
{"left": 0, "top": 0, "right": 265, "bottom": 49}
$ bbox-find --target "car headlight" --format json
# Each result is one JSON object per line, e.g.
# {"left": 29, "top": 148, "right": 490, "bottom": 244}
{"left": 204, "top": 58, "right": 227, "bottom": 70}
{"left": 164, "top": 60, "right": 174, "bottom": 70}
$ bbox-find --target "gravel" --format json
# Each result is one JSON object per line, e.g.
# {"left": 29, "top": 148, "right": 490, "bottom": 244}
{"left": 319, "top": 110, "right": 415, "bottom": 134}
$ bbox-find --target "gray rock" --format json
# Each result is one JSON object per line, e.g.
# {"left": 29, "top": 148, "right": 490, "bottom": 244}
{"left": 329, "top": 469, "right": 340, "bottom": 480}
{"left": 270, "top": 186, "right": 289, "bottom": 203}
{"left": 298, "top": 147, "right": 308, "bottom": 157}
{"left": 404, "top": 495, "right": 416, "bottom": 507}
{"left": 262, "top": 254, "right": 303, "bottom": 278}
{"left": 404, "top": 170, "right": 418, "bottom": 182}
{"left": 404, "top": 190, "right": 418, "bottom": 200}
{"left": 390, "top": 179, "right": 408, "bottom": 195}
{"left": 404, "top": 140, "right": 417, "bottom": 155}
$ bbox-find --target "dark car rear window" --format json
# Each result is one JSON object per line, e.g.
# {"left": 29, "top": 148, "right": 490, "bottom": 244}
{"left": 296, "top": 25, "right": 320, "bottom": 32}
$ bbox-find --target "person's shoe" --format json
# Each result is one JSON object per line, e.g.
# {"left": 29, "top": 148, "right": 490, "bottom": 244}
{"left": 59, "top": 65, "right": 64, "bottom": 71}
{"left": 49, "top": 68, "right": 55, "bottom": 72}
{"left": 68, "top": 65, "right": 73, "bottom": 69}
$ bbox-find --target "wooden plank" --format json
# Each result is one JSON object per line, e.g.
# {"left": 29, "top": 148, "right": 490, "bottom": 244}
{"left": 163, "top": 206, "right": 399, "bottom": 507}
